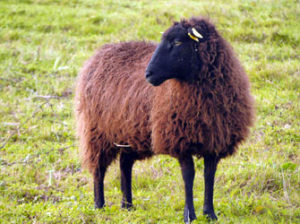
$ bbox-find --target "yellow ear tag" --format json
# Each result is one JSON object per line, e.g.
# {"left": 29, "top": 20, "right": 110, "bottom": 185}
{"left": 188, "top": 33, "right": 199, "bottom": 42}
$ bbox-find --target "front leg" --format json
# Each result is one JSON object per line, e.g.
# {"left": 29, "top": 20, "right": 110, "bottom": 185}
{"left": 179, "top": 155, "right": 197, "bottom": 223}
{"left": 203, "top": 155, "right": 219, "bottom": 220}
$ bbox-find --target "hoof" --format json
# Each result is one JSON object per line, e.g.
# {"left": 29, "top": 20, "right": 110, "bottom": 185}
{"left": 203, "top": 209, "right": 218, "bottom": 221}
{"left": 121, "top": 201, "right": 133, "bottom": 210}
{"left": 95, "top": 202, "right": 105, "bottom": 209}
{"left": 184, "top": 206, "right": 197, "bottom": 223}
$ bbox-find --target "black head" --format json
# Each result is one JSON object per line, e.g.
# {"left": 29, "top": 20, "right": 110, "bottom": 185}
{"left": 145, "top": 18, "right": 216, "bottom": 86}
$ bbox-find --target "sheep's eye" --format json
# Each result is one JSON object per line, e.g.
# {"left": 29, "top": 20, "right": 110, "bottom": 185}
{"left": 173, "top": 41, "right": 182, "bottom": 46}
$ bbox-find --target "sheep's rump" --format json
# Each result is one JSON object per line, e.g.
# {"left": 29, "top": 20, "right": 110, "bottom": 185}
{"left": 75, "top": 42, "right": 156, "bottom": 172}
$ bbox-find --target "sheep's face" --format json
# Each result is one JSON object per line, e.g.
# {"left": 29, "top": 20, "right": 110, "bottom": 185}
{"left": 145, "top": 23, "right": 204, "bottom": 86}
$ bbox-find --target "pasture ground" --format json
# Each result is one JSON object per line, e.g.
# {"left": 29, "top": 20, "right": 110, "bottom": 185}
{"left": 0, "top": 0, "right": 299, "bottom": 223}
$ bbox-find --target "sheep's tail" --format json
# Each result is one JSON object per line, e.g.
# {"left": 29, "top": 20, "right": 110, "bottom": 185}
{"left": 74, "top": 59, "right": 105, "bottom": 175}
{"left": 75, "top": 93, "right": 117, "bottom": 174}
{"left": 75, "top": 85, "right": 97, "bottom": 174}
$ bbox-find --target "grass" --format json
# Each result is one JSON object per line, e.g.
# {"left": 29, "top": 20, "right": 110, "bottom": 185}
{"left": 0, "top": 0, "right": 299, "bottom": 223}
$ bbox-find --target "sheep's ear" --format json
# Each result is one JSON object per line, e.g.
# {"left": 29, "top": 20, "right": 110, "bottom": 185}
{"left": 188, "top": 27, "right": 203, "bottom": 42}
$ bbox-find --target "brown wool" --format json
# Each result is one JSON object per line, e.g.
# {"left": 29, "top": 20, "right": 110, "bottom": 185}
{"left": 75, "top": 17, "right": 255, "bottom": 175}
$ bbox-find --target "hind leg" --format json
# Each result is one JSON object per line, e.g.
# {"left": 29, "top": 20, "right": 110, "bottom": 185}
{"left": 94, "top": 163, "right": 107, "bottom": 208}
{"left": 94, "top": 147, "right": 118, "bottom": 209}
{"left": 120, "top": 151, "right": 136, "bottom": 209}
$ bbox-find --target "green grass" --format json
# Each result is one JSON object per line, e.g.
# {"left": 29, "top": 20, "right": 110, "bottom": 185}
{"left": 0, "top": 0, "right": 299, "bottom": 223}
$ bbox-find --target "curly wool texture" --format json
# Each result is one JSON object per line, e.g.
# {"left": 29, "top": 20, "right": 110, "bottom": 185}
{"left": 75, "top": 17, "right": 255, "bottom": 174}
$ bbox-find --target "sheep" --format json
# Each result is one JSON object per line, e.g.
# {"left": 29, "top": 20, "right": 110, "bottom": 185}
{"left": 75, "top": 16, "right": 255, "bottom": 222}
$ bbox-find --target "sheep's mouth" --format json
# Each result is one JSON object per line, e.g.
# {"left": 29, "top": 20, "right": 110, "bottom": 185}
{"left": 145, "top": 74, "right": 165, "bottom": 86}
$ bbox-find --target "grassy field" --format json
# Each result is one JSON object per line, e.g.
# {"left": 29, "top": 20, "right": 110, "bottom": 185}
{"left": 0, "top": 0, "right": 299, "bottom": 223}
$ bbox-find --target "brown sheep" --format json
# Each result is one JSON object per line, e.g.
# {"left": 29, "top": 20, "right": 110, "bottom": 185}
{"left": 75, "top": 17, "right": 255, "bottom": 222}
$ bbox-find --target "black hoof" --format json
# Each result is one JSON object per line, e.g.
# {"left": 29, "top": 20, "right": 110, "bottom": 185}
{"left": 203, "top": 209, "right": 218, "bottom": 221}
{"left": 121, "top": 201, "right": 133, "bottom": 210}
{"left": 95, "top": 202, "right": 105, "bottom": 209}
{"left": 184, "top": 206, "right": 197, "bottom": 223}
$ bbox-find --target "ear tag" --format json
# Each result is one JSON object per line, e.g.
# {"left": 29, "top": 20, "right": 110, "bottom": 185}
{"left": 188, "top": 27, "right": 203, "bottom": 42}
{"left": 188, "top": 33, "right": 199, "bottom": 42}
{"left": 191, "top": 28, "right": 203, "bottom": 39}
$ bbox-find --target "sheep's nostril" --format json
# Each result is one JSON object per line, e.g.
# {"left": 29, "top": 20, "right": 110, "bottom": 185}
{"left": 145, "top": 71, "right": 153, "bottom": 78}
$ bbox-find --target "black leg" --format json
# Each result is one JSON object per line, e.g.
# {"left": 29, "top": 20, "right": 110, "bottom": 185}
{"left": 120, "top": 151, "right": 135, "bottom": 209}
{"left": 94, "top": 164, "right": 107, "bottom": 209}
{"left": 179, "top": 155, "right": 197, "bottom": 223}
{"left": 203, "top": 155, "right": 219, "bottom": 220}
